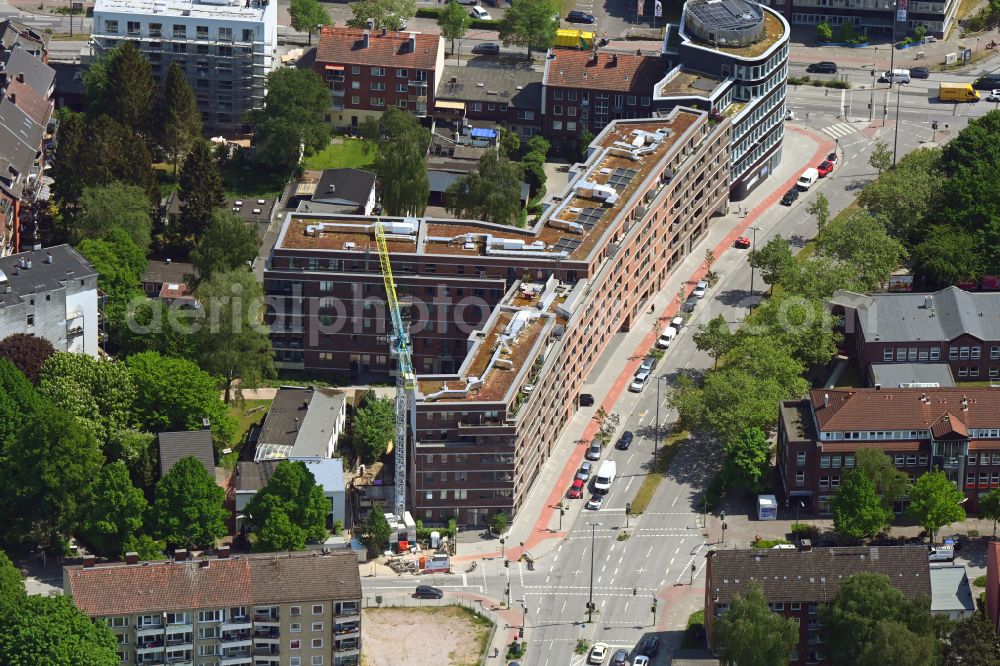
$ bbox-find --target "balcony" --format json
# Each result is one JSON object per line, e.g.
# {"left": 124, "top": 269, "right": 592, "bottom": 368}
{"left": 219, "top": 651, "right": 253, "bottom": 665}
{"left": 252, "top": 645, "right": 280, "bottom": 656}
{"left": 164, "top": 657, "right": 193, "bottom": 666}
{"left": 222, "top": 618, "right": 252, "bottom": 632}
{"left": 334, "top": 622, "right": 360, "bottom": 637}
{"left": 253, "top": 611, "right": 279, "bottom": 625}
{"left": 456, "top": 419, "right": 517, "bottom": 435}
{"left": 165, "top": 635, "right": 192, "bottom": 649}
{"left": 135, "top": 623, "right": 164, "bottom": 636}
{"left": 335, "top": 639, "right": 361, "bottom": 654}
{"left": 221, "top": 633, "right": 253, "bottom": 648}
{"left": 136, "top": 640, "right": 166, "bottom": 653}
{"left": 335, "top": 605, "right": 360, "bottom": 620}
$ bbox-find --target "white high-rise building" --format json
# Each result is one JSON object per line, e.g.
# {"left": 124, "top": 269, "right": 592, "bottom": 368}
{"left": 91, "top": 0, "right": 277, "bottom": 136}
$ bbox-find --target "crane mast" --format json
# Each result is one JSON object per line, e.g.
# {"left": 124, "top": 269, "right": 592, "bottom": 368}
{"left": 374, "top": 221, "right": 415, "bottom": 519}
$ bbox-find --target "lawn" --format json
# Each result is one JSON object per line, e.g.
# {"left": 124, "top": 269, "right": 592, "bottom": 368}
{"left": 220, "top": 398, "right": 272, "bottom": 469}
{"left": 301, "top": 139, "right": 376, "bottom": 171}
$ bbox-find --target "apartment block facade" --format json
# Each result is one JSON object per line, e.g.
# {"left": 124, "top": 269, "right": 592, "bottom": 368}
{"left": 64, "top": 549, "right": 362, "bottom": 666}
{"left": 779, "top": 387, "right": 1000, "bottom": 514}
{"left": 761, "top": 0, "right": 957, "bottom": 38}
{"left": 264, "top": 109, "right": 730, "bottom": 524}
{"left": 706, "top": 545, "right": 931, "bottom": 665}
{"left": 314, "top": 27, "right": 444, "bottom": 129}
{"left": 834, "top": 287, "right": 1000, "bottom": 384}
{"left": 91, "top": 0, "right": 277, "bottom": 135}
{"left": 435, "top": 64, "right": 543, "bottom": 139}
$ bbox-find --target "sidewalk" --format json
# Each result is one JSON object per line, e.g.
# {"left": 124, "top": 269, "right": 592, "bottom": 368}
{"left": 454, "top": 125, "right": 835, "bottom": 572}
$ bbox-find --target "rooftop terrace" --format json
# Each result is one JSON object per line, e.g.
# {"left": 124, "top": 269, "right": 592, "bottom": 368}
{"left": 683, "top": 5, "right": 785, "bottom": 58}
{"left": 658, "top": 68, "right": 724, "bottom": 98}
{"left": 93, "top": 0, "right": 271, "bottom": 20}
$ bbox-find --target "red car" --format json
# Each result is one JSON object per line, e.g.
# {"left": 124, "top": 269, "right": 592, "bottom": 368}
{"left": 735, "top": 236, "right": 751, "bottom": 249}
{"left": 568, "top": 478, "right": 585, "bottom": 499}
{"left": 817, "top": 160, "right": 834, "bottom": 177}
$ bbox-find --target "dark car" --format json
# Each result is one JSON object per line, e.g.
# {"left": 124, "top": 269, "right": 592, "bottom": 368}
{"left": 610, "top": 649, "right": 629, "bottom": 666}
{"left": 472, "top": 42, "right": 500, "bottom": 55}
{"left": 910, "top": 66, "right": 930, "bottom": 79}
{"left": 415, "top": 585, "right": 444, "bottom": 599}
{"left": 639, "top": 636, "right": 661, "bottom": 657}
{"left": 806, "top": 61, "right": 838, "bottom": 74}
{"left": 681, "top": 296, "right": 698, "bottom": 313}
{"left": 734, "top": 236, "right": 751, "bottom": 249}
{"left": 973, "top": 73, "right": 1000, "bottom": 90}
{"left": 615, "top": 430, "right": 634, "bottom": 450}
{"left": 579, "top": 393, "right": 595, "bottom": 406}
{"left": 567, "top": 10, "right": 596, "bottom": 22}
{"left": 780, "top": 187, "right": 799, "bottom": 206}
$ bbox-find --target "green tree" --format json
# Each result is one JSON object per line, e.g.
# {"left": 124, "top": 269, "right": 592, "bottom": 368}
{"left": 80, "top": 461, "right": 149, "bottom": 559}
{"left": 177, "top": 139, "right": 226, "bottom": 240}
{"left": 118, "top": 299, "right": 198, "bottom": 361}
{"left": 779, "top": 255, "right": 865, "bottom": 301}
{"left": 107, "top": 429, "right": 159, "bottom": 496}
{"left": 352, "top": 396, "right": 395, "bottom": 464}
{"left": 151, "top": 456, "right": 228, "bottom": 550}
{"left": 666, "top": 373, "right": 705, "bottom": 432}
{"left": 857, "top": 147, "right": 941, "bottom": 246}
{"left": 126, "top": 351, "right": 236, "bottom": 448}
{"left": 246, "top": 460, "right": 328, "bottom": 551}
{"left": 0, "top": 404, "right": 104, "bottom": 549}
{"left": 980, "top": 487, "right": 1000, "bottom": 537}
{"left": 0, "top": 549, "right": 25, "bottom": 621}
{"left": 748, "top": 235, "right": 795, "bottom": 293}
{"left": 0, "top": 594, "right": 119, "bottom": 666}
{"left": 816, "top": 210, "right": 907, "bottom": 292}
{"left": 289, "top": 0, "right": 331, "bottom": 44}
{"left": 81, "top": 115, "right": 156, "bottom": 198}
{"left": 123, "top": 533, "right": 167, "bottom": 560}
{"left": 0, "top": 359, "right": 43, "bottom": 451}
{"left": 194, "top": 269, "right": 275, "bottom": 404}
{"left": 253, "top": 119, "right": 303, "bottom": 174}
{"left": 855, "top": 448, "right": 910, "bottom": 511}
{"left": 807, "top": 192, "right": 831, "bottom": 237}
{"left": 747, "top": 295, "right": 840, "bottom": 368}
{"left": 446, "top": 152, "right": 524, "bottom": 225}
{"left": 816, "top": 20, "right": 833, "bottom": 41}
{"left": 869, "top": 139, "right": 893, "bottom": 175}
{"left": 491, "top": 512, "right": 508, "bottom": 534}
{"left": 714, "top": 581, "right": 799, "bottom": 666}
{"left": 189, "top": 209, "right": 260, "bottom": 286}
{"left": 38, "top": 352, "right": 137, "bottom": 443}
{"left": 439, "top": 0, "right": 470, "bottom": 54}
{"left": 693, "top": 315, "right": 734, "bottom": 369}
{"left": 361, "top": 503, "right": 392, "bottom": 553}
{"left": 721, "top": 426, "right": 771, "bottom": 493}
{"left": 361, "top": 107, "right": 431, "bottom": 216}
{"left": 100, "top": 41, "right": 156, "bottom": 137}
{"left": 907, "top": 469, "right": 966, "bottom": 541}
{"left": 77, "top": 181, "right": 153, "bottom": 253}
{"left": 0, "top": 334, "right": 54, "bottom": 385}
{"left": 51, "top": 110, "right": 87, "bottom": 210}
{"left": 699, "top": 364, "right": 806, "bottom": 443}
{"left": 77, "top": 229, "right": 147, "bottom": 348}
{"left": 913, "top": 225, "right": 984, "bottom": 289}
{"left": 157, "top": 62, "right": 202, "bottom": 175}
{"left": 726, "top": 334, "right": 809, "bottom": 398}
{"left": 831, "top": 469, "right": 893, "bottom": 540}
{"left": 347, "top": 0, "right": 416, "bottom": 30}
{"left": 252, "top": 68, "right": 332, "bottom": 169}
{"left": 942, "top": 611, "right": 1000, "bottom": 665}
{"left": 520, "top": 149, "right": 547, "bottom": 197}
{"left": 498, "top": 0, "right": 558, "bottom": 58}
{"left": 822, "top": 573, "right": 939, "bottom": 666}
{"left": 498, "top": 126, "right": 521, "bottom": 157}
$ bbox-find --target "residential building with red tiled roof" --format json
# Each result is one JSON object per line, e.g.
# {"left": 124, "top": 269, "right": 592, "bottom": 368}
{"left": 314, "top": 27, "right": 444, "bottom": 129}
{"left": 64, "top": 548, "right": 362, "bottom": 666}
{"left": 779, "top": 387, "right": 1000, "bottom": 514}
{"left": 541, "top": 50, "right": 664, "bottom": 139}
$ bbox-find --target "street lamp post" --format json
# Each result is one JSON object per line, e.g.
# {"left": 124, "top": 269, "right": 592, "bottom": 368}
{"left": 587, "top": 522, "right": 601, "bottom": 623}
{"left": 625, "top": 503, "right": 632, "bottom": 528}
{"left": 500, "top": 538, "right": 505, "bottom": 559}
{"left": 747, "top": 226, "right": 762, "bottom": 313}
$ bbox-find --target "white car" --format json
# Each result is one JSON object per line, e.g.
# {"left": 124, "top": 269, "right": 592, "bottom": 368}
{"left": 470, "top": 6, "right": 492, "bottom": 19}
{"left": 784, "top": 108, "right": 796, "bottom": 121}
{"left": 656, "top": 326, "right": 678, "bottom": 349}
{"left": 693, "top": 280, "right": 709, "bottom": 298}
{"left": 633, "top": 658, "right": 650, "bottom": 666}
{"left": 670, "top": 316, "right": 685, "bottom": 330}
{"left": 987, "top": 89, "right": 1000, "bottom": 102}
{"left": 586, "top": 495, "right": 603, "bottom": 510}
{"left": 629, "top": 371, "right": 649, "bottom": 392}
{"left": 588, "top": 642, "right": 609, "bottom": 664}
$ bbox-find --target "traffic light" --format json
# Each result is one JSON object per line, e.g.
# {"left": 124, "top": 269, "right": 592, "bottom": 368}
{"left": 625, "top": 503, "right": 632, "bottom": 515}
{"left": 633, "top": 587, "right": 637, "bottom": 596}
{"left": 518, "top": 627, "right": 524, "bottom": 639}
{"left": 504, "top": 559, "right": 509, "bottom": 568}
{"left": 932, "top": 120, "right": 939, "bottom": 130}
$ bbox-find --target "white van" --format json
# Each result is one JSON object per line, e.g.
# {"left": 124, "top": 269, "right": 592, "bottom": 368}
{"left": 594, "top": 460, "right": 616, "bottom": 494}
{"left": 880, "top": 68, "right": 911, "bottom": 84}
{"left": 796, "top": 168, "right": 819, "bottom": 191}
{"left": 656, "top": 325, "right": 677, "bottom": 349}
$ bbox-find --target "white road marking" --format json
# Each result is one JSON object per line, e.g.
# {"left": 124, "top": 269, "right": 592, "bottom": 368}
{"left": 646, "top": 546, "right": 654, "bottom": 558}
{"left": 671, "top": 495, "right": 679, "bottom": 507}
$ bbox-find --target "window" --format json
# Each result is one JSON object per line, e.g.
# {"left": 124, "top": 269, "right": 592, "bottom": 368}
{"left": 567, "top": 121, "right": 577, "bottom": 131}
{"left": 311, "top": 658, "right": 324, "bottom": 666}
{"left": 109, "top": 616, "right": 128, "bottom": 628}
{"left": 844, "top": 455, "right": 855, "bottom": 468}
{"left": 472, "top": 102, "right": 482, "bottom": 111}
{"left": 371, "top": 97, "right": 385, "bottom": 106}
{"left": 149, "top": 22, "right": 162, "bottom": 37}
{"left": 960, "top": 366, "right": 970, "bottom": 377}
{"left": 795, "top": 470, "right": 805, "bottom": 486}
{"left": 972, "top": 366, "right": 981, "bottom": 377}
{"left": 983, "top": 454, "right": 990, "bottom": 465}
{"left": 908, "top": 348, "right": 917, "bottom": 361}
{"left": 291, "top": 606, "right": 302, "bottom": 617}
{"left": 104, "top": 19, "right": 119, "bottom": 33}
{"left": 290, "top": 640, "right": 301, "bottom": 649}
{"left": 219, "top": 26, "right": 232, "bottom": 41}
{"left": 199, "top": 626, "right": 220, "bottom": 639}
{"left": 992, "top": 367, "right": 999, "bottom": 378}
{"left": 918, "top": 455, "right": 928, "bottom": 466}
{"left": 820, "top": 456, "right": 830, "bottom": 468}
{"left": 883, "top": 348, "right": 893, "bottom": 361}
{"left": 791, "top": 602, "right": 801, "bottom": 610}
{"left": 172, "top": 24, "right": 186, "bottom": 38}
{"left": 198, "top": 610, "right": 223, "bottom": 623}
{"left": 553, "top": 105, "right": 563, "bottom": 115}
{"left": 553, "top": 89, "right": 563, "bottom": 100}
{"left": 796, "top": 451, "right": 806, "bottom": 466}
{"left": 568, "top": 106, "right": 577, "bottom": 116}
{"left": 126, "top": 20, "right": 140, "bottom": 35}
{"left": 242, "top": 28, "right": 254, "bottom": 41}
{"left": 930, "top": 347, "right": 940, "bottom": 360}
{"left": 552, "top": 120, "right": 563, "bottom": 131}
{"left": 312, "top": 605, "right": 324, "bottom": 615}
{"left": 967, "top": 473, "right": 976, "bottom": 487}
{"left": 290, "top": 623, "right": 302, "bottom": 632}
{"left": 311, "top": 622, "right": 323, "bottom": 631}
{"left": 894, "top": 454, "right": 905, "bottom": 466}
{"left": 311, "top": 638, "right": 323, "bottom": 648}
{"left": 906, "top": 455, "right": 917, "bottom": 466}
{"left": 950, "top": 347, "right": 959, "bottom": 360}
{"left": 831, "top": 456, "right": 841, "bottom": 468}
{"left": 351, "top": 96, "right": 360, "bottom": 105}
{"left": 973, "top": 346, "right": 982, "bottom": 359}
{"left": 290, "top": 659, "right": 302, "bottom": 666}
{"left": 371, "top": 67, "right": 385, "bottom": 76}
{"left": 627, "top": 94, "right": 637, "bottom": 105}
{"left": 992, "top": 346, "right": 1000, "bottom": 360}
{"left": 166, "top": 612, "right": 188, "bottom": 625}
{"left": 396, "top": 68, "right": 408, "bottom": 78}
{"left": 370, "top": 81, "right": 385, "bottom": 91}
{"left": 993, "top": 453, "right": 1000, "bottom": 465}
{"left": 396, "top": 99, "right": 408, "bottom": 108}
{"left": 961, "top": 346, "right": 971, "bottom": 359}
{"left": 196, "top": 25, "right": 208, "bottom": 39}
{"left": 396, "top": 83, "right": 407, "bottom": 92}
{"left": 819, "top": 475, "right": 829, "bottom": 489}
{"left": 831, "top": 475, "right": 840, "bottom": 488}
{"left": 896, "top": 348, "right": 906, "bottom": 361}
{"left": 351, "top": 81, "right": 360, "bottom": 89}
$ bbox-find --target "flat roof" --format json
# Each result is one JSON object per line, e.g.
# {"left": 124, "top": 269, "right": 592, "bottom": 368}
{"left": 658, "top": 68, "right": 723, "bottom": 98}
{"left": 929, "top": 566, "right": 975, "bottom": 613}
{"left": 93, "top": 0, "right": 270, "bottom": 21}
{"left": 683, "top": 6, "right": 785, "bottom": 58}
{"left": 869, "top": 363, "right": 956, "bottom": 388}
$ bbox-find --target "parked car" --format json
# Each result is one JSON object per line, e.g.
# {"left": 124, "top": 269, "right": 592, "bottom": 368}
{"left": 735, "top": 236, "right": 751, "bottom": 248}
{"left": 692, "top": 280, "right": 709, "bottom": 298}
{"left": 656, "top": 326, "right": 677, "bottom": 349}
{"left": 928, "top": 545, "right": 955, "bottom": 562}
{"left": 784, "top": 108, "right": 796, "bottom": 121}
{"left": 568, "top": 478, "right": 586, "bottom": 498}
{"left": 781, "top": 187, "right": 799, "bottom": 206}
{"left": 415, "top": 585, "right": 444, "bottom": 599}
{"left": 681, "top": 296, "right": 698, "bottom": 313}
{"left": 470, "top": 6, "right": 492, "bottom": 19}
{"left": 633, "top": 658, "right": 650, "bottom": 666}
{"left": 670, "top": 316, "right": 684, "bottom": 331}
{"left": 588, "top": 642, "right": 609, "bottom": 664}
{"left": 577, "top": 461, "right": 592, "bottom": 481}
{"left": 586, "top": 440, "right": 602, "bottom": 461}
{"left": 629, "top": 371, "right": 649, "bottom": 392}
{"left": 816, "top": 160, "right": 834, "bottom": 178}
{"left": 451, "top": 0, "right": 478, "bottom": 5}
{"left": 973, "top": 72, "right": 1000, "bottom": 90}
{"left": 579, "top": 393, "right": 595, "bottom": 406}
{"left": 806, "top": 61, "right": 838, "bottom": 74}
{"left": 826, "top": 151, "right": 839, "bottom": 164}
{"left": 586, "top": 495, "right": 604, "bottom": 510}
{"left": 638, "top": 635, "right": 660, "bottom": 657}
{"left": 610, "top": 649, "right": 629, "bottom": 666}
{"left": 471, "top": 42, "right": 499, "bottom": 54}
{"left": 638, "top": 355, "right": 656, "bottom": 374}
{"left": 910, "top": 66, "right": 930, "bottom": 79}
{"left": 567, "top": 10, "right": 596, "bottom": 22}
{"left": 987, "top": 89, "right": 1000, "bottom": 102}
{"left": 615, "top": 430, "right": 634, "bottom": 450}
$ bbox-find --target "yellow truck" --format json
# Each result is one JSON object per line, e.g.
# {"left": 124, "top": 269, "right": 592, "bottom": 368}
{"left": 939, "top": 82, "right": 980, "bottom": 102}
{"left": 555, "top": 29, "right": 595, "bottom": 49}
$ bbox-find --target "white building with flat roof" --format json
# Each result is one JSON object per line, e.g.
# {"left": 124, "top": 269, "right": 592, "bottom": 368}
{"left": 91, "top": 0, "right": 277, "bottom": 135}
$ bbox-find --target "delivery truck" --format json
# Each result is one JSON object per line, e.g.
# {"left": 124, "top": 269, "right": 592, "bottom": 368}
{"left": 594, "top": 460, "right": 616, "bottom": 494}
{"left": 939, "top": 82, "right": 980, "bottom": 102}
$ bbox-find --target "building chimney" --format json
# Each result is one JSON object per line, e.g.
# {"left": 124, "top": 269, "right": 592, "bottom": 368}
{"left": 590, "top": 50, "right": 598, "bottom": 63}
{"left": 125, "top": 552, "right": 139, "bottom": 565}
{"left": 8, "top": 93, "right": 14, "bottom": 104}
{"left": 82, "top": 555, "right": 96, "bottom": 568}
{"left": 408, "top": 32, "right": 415, "bottom": 52}
{"left": 611, "top": 53, "right": 618, "bottom": 66}
{"left": 165, "top": 257, "right": 172, "bottom": 265}
{"left": 45, "top": 251, "right": 52, "bottom": 264}
{"left": 363, "top": 30, "right": 370, "bottom": 48}
{"left": 16, "top": 72, "right": 23, "bottom": 83}
{"left": 924, "top": 295, "right": 934, "bottom": 309}
{"left": 962, "top": 396, "right": 969, "bottom": 410}
{"left": 199, "top": 559, "right": 210, "bottom": 568}
{"left": 302, "top": 400, "right": 309, "bottom": 410}
{"left": 823, "top": 392, "right": 829, "bottom": 408}
{"left": 294, "top": 417, "right": 299, "bottom": 432}
{"left": 202, "top": 417, "right": 212, "bottom": 431}
{"left": 798, "top": 538, "right": 812, "bottom": 552}
{"left": 174, "top": 548, "right": 189, "bottom": 562}
{"left": 217, "top": 545, "right": 230, "bottom": 558}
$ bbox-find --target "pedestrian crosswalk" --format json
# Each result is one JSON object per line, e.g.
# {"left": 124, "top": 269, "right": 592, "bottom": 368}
{"left": 822, "top": 122, "right": 861, "bottom": 139}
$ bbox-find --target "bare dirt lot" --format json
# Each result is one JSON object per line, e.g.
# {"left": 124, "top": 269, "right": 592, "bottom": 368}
{"left": 362, "top": 606, "right": 492, "bottom": 666}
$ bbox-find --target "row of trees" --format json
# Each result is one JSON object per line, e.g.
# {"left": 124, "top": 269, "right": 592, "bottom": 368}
{"left": 716, "top": 574, "right": 997, "bottom": 666}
